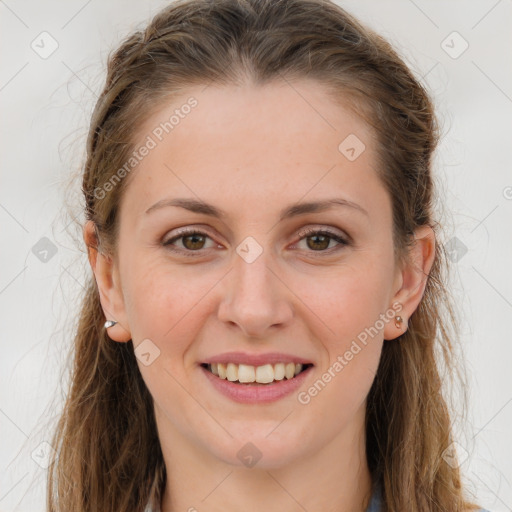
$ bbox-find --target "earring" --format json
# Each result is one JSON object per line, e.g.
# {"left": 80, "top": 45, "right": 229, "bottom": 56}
{"left": 395, "top": 316, "right": 404, "bottom": 329}
{"left": 104, "top": 320, "right": 117, "bottom": 329}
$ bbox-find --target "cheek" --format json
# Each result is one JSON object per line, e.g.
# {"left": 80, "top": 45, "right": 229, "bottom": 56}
{"left": 123, "top": 263, "right": 174, "bottom": 339}
{"left": 294, "top": 256, "right": 394, "bottom": 342}
{"left": 292, "top": 255, "right": 390, "bottom": 401}
{"left": 298, "top": 266, "right": 386, "bottom": 416}
{"left": 122, "top": 257, "right": 217, "bottom": 355}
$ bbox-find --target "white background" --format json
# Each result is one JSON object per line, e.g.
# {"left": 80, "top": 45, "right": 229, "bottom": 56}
{"left": 1, "top": 1, "right": 511, "bottom": 510}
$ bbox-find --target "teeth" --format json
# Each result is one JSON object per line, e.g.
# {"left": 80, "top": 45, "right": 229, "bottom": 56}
{"left": 255, "top": 364, "right": 274, "bottom": 383}
{"left": 285, "top": 362, "right": 295, "bottom": 379}
{"left": 274, "top": 363, "right": 285, "bottom": 380}
{"left": 217, "top": 363, "right": 227, "bottom": 379}
{"left": 207, "top": 362, "right": 305, "bottom": 383}
{"left": 226, "top": 363, "right": 238, "bottom": 381}
{"left": 238, "top": 364, "right": 255, "bottom": 383}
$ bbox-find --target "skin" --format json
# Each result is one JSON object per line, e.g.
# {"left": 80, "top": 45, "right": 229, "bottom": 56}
{"left": 84, "top": 79, "right": 435, "bottom": 512}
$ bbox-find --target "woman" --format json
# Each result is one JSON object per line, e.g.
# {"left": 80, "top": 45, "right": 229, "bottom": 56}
{"left": 47, "top": 0, "right": 490, "bottom": 510}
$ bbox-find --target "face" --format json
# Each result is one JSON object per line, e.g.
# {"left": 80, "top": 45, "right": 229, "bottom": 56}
{"left": 98, "top": 79, "right": 414, "bottom": 469}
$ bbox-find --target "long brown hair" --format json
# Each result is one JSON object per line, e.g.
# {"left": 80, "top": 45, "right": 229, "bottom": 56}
{"left": 48, "top": 0, "right": 482, "bottom": 510}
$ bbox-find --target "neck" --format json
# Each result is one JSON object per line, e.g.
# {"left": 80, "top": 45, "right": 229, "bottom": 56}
{"left": 157, "top": 404, "right": 373, "bottom": 512}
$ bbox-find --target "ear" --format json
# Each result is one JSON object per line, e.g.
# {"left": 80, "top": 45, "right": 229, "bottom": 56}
{"left": 83, "top": 220, "right": 132, "bottom": 342}
{"left": 383, "top": 225, "right": 436, "bottom": 341}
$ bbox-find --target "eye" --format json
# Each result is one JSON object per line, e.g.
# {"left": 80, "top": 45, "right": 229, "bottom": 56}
{"left": 163, "top": 228, "right": 218, "bottom": 255}
{"left": 162, "top": 226, "right": 349, "bottom": 257}
{"left": 294, "top": 227, "right": 349, "bottom": 253}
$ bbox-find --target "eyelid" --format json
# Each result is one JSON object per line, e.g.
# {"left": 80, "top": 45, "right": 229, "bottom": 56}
{"left": 162, "top": 224, "right": 350, "bottom": 255}
{"left": 162, "top": 226, "right": 220, "bottom": 250}
{"left": 295, "top": 225, "right": 350, "bottom": 243}
{"left": 163, "top": 226, "right": 205, "bottom": 240}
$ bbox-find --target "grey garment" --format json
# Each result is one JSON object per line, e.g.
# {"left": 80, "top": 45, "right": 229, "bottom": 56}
{"left": 366, "top": 483, "right": 492, "bottom": 512}
{"left": 365, "top": 483, "right": 382, "bottom": 511}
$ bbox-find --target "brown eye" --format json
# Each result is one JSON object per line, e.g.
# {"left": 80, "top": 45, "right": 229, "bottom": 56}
{"left": 295, "top": 228, "right": 349, "bottom": 253}
{"left": 162, "top": 227, "right": 349, "bottom": 257}
{"left": 305, "top": 233, "right": 331, "bottom": 251}
{"left": 163, "top": 229, "right": 216, "bottom": 254}
{"left": 181, "top": 233, "right": 207, "bottom": 250}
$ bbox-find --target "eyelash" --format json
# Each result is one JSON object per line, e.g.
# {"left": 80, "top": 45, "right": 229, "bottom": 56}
{"left": 162, "top": 227, "right": 349, "bottom": 257}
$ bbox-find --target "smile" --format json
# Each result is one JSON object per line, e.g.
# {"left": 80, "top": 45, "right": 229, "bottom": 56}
{"left": 202, "top": 362, "right": 313, "bottom": 385}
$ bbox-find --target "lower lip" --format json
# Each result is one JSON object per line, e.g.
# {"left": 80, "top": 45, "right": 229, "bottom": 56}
{"left": 200, "top": 365, "right": 313, "bottom": 403}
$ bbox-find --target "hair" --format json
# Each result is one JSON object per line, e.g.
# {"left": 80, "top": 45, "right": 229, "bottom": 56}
{"left": 47, "top": 0, "right": 482, "bottom": 511}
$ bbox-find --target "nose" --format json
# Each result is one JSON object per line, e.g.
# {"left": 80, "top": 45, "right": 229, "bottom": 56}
{"left": 217, "top": 250, "right": 294, "bottom": 339}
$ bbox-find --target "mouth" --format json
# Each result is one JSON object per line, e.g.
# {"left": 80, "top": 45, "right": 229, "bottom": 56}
{"left": 200, "top": 362, "right": 314, "bottom": 385}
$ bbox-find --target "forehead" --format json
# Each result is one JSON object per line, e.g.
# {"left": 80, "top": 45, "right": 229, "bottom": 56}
{"left": 119, "top": 79, "right": 388, "bottom": 225}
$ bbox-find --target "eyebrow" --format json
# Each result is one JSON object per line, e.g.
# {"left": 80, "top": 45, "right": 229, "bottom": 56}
{"left": 145, "top": 197, "right": 369, "bottom": 220}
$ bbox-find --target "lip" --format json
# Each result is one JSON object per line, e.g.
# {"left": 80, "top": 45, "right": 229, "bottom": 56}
{"left": 200, "top": 363, "right": 314, "bottom": 404}
{"left": 201, "top": 351, "right": 314, "bottom": 366}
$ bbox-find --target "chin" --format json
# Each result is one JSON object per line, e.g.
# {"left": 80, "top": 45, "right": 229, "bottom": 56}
{"left": 206, "top": 432, "right": 308, "bottom": 470}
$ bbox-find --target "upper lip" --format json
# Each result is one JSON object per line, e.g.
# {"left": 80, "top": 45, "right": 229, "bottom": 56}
{"left": 201, "top": 351, "right": 314, "bottom": 366}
